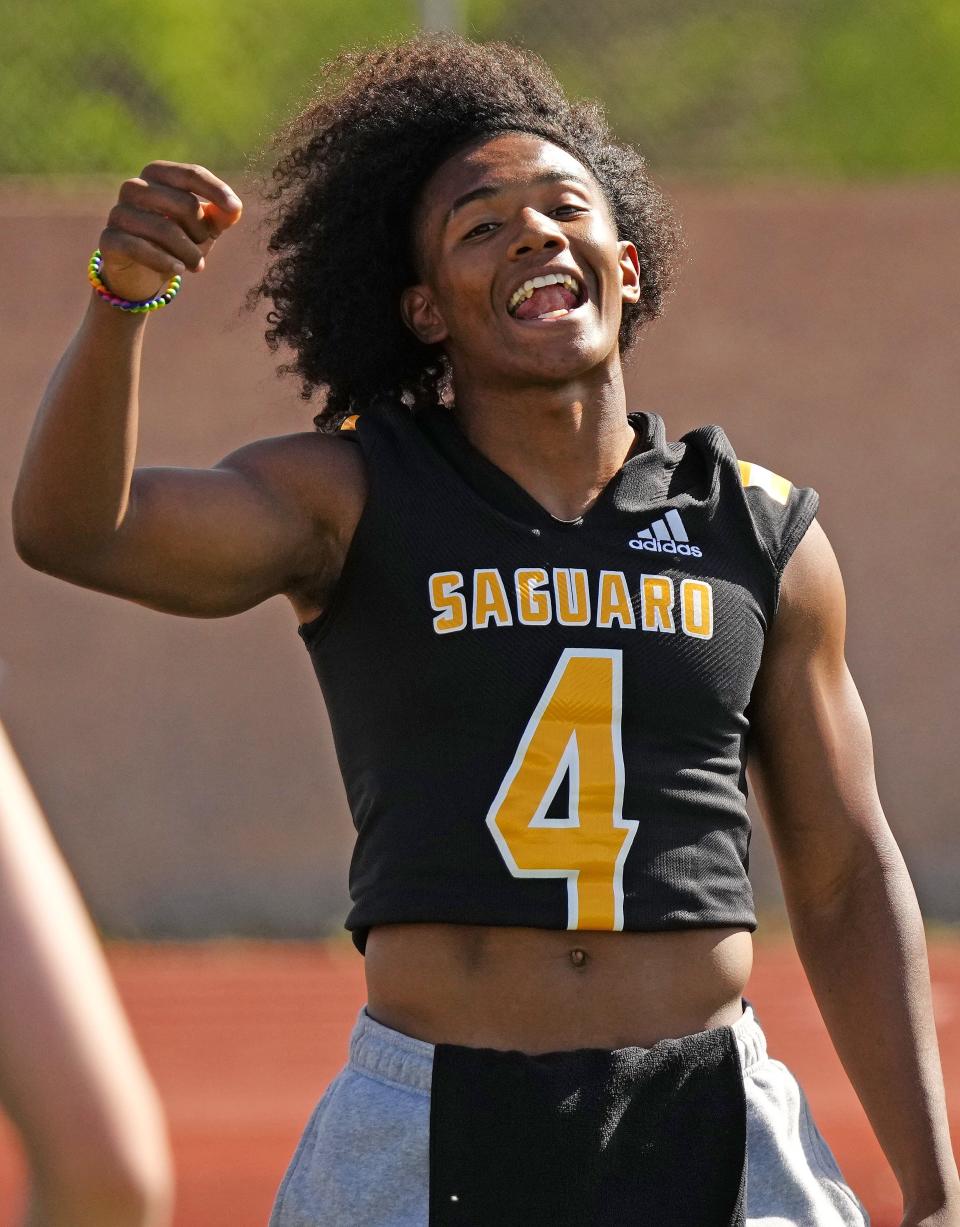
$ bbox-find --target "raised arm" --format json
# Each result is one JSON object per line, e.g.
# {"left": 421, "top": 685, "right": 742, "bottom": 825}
{"left": 12, "top": 161, "right": 365, "bottom": 619}
{"left": 747, "top": 517, "right": 960, "bottom": 1226}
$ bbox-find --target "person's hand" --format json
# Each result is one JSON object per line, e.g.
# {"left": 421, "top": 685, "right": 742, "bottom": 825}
{"left": 96, "top": 160, "right": 243, "bottom": 302}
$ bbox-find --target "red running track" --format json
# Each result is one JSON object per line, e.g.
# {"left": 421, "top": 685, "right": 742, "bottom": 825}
{"left": 1, "top": 935, "right": 958, "bottom": 1225}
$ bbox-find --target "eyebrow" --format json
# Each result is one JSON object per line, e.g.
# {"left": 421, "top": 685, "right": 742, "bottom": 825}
{"left": 445, "top": 170, "right": 595, "bottom": 227}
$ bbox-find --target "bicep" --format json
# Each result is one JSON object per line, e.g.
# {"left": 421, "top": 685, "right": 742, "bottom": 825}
{"left": 746, "top": 519, "right": 899, "bottom": 906}
{"left": 118, "top": 460, "right": 315, "bottom": 616}
{"left": 38, "top": 433, "right": 363, "bottom": 619}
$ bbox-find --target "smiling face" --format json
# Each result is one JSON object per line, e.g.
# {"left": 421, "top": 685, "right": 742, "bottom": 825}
{"left": 401, "top": 132, "right": 642, "bottom": 392}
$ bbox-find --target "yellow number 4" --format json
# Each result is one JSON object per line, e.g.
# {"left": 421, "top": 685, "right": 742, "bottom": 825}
{"left": 486, "top": 649, "right": 638, "bottom": 930}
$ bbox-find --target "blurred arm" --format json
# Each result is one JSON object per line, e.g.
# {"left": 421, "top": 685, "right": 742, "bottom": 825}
{"left": 747, "top": 518, "right": 960, "bottom": 1223}
{"left": 0, "top": 720, "right": 173, "bottom": 1227}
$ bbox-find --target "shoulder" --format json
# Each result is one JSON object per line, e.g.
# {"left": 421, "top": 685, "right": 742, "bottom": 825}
{"left": 674, "top": 420, "right": 823, "bottom": 618}
{"left": 215, "top": 429, "right": 369, "bottom": 619}
{"left": 734, "top": 449, "right": 819, "bottom": 533}
{"left": 215, "top": 426, "right": 366, "bottom": 485}
{"left": 726, "top": 442, "right": 822, "bottom": 613}
{"left": 215, "top": 427, "right": 368, "bottom": 532}
{"left": 675, "top": 420, "right": 817, "bottom": 521}
{"left": 751, "top": 517, "right": 847, "bottom": 729}
{"left": 774, "top": 516, "right": 846, "bottom": 654}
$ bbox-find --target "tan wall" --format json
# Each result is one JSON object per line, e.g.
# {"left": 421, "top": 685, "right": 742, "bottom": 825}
{"left": 2, "top": 179, "right": 957, "bottom": 936}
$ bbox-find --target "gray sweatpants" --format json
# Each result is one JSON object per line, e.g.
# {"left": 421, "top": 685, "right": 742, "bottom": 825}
{"left": 268, "top": 1000, "right": 870, "bottom": 1226}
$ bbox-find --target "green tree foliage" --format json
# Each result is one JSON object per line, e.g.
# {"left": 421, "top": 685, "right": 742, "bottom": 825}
{"left": 0, "top": 0, "right": 418, "bottom": 175}
{"left": 2, "top": 0, "right": 958, "bottom": 178}
{"left": 496, "top": 0, "right": 960, "bottom": 179}
{"left": 774, "top": 0, "right": 960, "bottom": 176}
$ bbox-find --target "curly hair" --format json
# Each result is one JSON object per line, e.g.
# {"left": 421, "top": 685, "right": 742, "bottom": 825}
{"left": 245, "top": 32, "right": 685, "bottom": 430}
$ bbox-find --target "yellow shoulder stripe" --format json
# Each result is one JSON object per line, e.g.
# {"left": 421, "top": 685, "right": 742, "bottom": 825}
{"left": 738, "top": 459, "right": 791, "bottom": 506}
{"left": 340, "top": 414, "right": 359, "bottom": 431}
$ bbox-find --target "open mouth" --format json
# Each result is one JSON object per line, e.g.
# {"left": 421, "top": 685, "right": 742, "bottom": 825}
{"left": 506, "top": 272, "right": 587, "bottom": 322}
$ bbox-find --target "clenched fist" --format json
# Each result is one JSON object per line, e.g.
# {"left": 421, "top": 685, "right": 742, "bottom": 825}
{"left": 97, "top": 161, "right": 243, "bottom": 303}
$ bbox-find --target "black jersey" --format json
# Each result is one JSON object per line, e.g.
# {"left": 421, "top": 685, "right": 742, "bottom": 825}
{"left": 297, "top": 405, "right": 819, "bottom": 953}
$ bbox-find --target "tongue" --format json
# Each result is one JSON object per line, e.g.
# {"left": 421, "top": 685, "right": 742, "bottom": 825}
{"left": 515, "top": 284, "right": 578, "bottom": 320}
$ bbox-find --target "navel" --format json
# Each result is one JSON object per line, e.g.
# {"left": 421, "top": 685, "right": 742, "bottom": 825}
{"left": 569, "top": 947, "right": 589, "bottom": 969}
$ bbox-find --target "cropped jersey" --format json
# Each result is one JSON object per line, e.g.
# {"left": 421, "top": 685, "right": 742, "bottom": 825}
{"left": 297, "top": 405, "right": 819, "bottom": 953}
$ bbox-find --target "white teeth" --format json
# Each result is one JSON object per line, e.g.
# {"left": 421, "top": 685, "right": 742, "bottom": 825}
{"left": 507, "top": 273, "right": 582, "bottom": 314}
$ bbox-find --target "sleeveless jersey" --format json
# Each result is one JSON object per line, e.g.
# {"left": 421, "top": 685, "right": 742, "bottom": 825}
{"left": 297, "top": 405, "right": 819, "bottom": 953}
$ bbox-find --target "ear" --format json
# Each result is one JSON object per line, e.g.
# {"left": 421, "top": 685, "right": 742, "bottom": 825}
{"left": 618, "top": 241, "right": 642, "bottom": 305}
{"left": 400, "top": 284, "right": 449, "bottom": 346}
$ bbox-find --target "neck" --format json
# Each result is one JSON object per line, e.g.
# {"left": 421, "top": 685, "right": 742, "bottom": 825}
{"left": 450, "top": 363, "right": 637, "bottom": 521}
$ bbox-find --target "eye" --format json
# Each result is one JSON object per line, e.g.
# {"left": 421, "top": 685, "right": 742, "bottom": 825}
{"left": 463, "top": 221, "right": 499, "bottom": 240}
{"left": 461, "top": 203, "right": 586, "bottom": 241}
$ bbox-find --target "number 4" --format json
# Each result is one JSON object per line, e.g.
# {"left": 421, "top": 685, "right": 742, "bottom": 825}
{"left": 485, "top": 649, "right": 638, "bottom": 930}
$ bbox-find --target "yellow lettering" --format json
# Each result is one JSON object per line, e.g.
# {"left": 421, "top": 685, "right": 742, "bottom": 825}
{"left": 554, "top": 568, "right": 591, "bottom": 626}
{"left": 597, "top": 570, "right": 635, "bottom": 629}
{"left": 680, "top": 579, "right": 713, "bottom": 639}
{"left": 515, "top": 568, "right": 552, "bottom": 625}
{"left": 640, "top": 574, "right": 675, "bottom": 633}
{"left": 429, "top": 571, "right": 467, "bottom": 635}
{"left": 473, "top": 568, "right": 513, "bottom": 628}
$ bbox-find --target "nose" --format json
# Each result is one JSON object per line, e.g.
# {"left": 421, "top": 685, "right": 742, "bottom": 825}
{"left": 507, "top": 207, "right": 569, "bottom": 260}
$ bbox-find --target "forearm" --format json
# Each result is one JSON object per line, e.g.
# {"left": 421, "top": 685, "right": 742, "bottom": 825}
{"left": 13, "top": 292, "right": 146, "bottom": 566}
{"left": 785, "top": 843, "right": 959, "bottom": 1214}
{"left": 0, "top": 723, "right": 173, "bottom": 1227}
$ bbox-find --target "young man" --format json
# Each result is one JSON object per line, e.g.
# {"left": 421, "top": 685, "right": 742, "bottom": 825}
{"left": 13, "top": 32, "right": 959, "bottom": 1227}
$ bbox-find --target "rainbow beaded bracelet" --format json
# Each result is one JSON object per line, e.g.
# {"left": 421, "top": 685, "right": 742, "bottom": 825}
{"left": 87, "top": 249, "right": 182, "bottom": 313}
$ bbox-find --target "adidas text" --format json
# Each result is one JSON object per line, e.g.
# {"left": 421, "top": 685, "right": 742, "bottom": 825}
{"left": 629, "top": 509, "right": 702, "bottom": 557}
{"left": 629, "top": 538, "right": 703, "bottom": 557}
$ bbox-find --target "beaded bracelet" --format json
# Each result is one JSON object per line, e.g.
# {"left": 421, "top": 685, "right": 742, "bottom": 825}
{"left": 87, "top": 249, "right": 182, "bottom": 313}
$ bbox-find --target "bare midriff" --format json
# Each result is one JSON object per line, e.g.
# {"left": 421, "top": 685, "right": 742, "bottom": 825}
{"left": 364, "top": 923, "right": 753, "bottom": 1054}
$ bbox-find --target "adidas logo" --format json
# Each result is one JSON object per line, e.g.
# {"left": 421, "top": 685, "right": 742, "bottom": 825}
{"left": 628, "top": 509, "right": 703, "bottom": 557}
